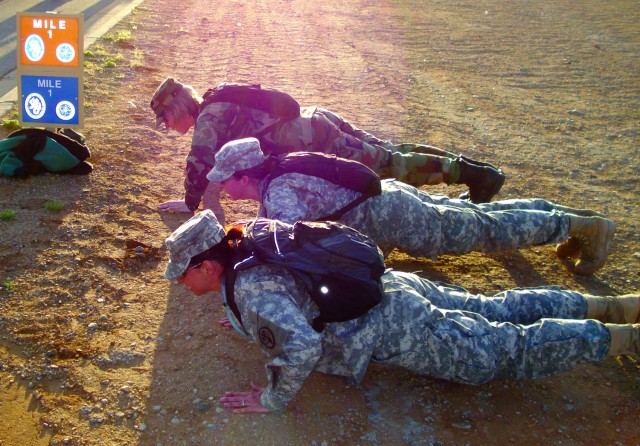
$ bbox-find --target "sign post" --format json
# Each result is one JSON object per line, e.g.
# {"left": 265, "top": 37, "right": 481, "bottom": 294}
{"left": 16, "top": 12, "right": 84, "bottom": 128}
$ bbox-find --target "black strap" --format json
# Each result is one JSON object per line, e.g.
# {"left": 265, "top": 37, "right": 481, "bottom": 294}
{"left": 316, "top": 191, "right": 375, "bottom": 221}
{"left": 222, "top": 244, "right": 256, "bottom": 330}
{"left": 223, "top": 267, "right": 244, "bottom": 329}
{"left": 262, "top": 165, "right": 379, "bottom": 222}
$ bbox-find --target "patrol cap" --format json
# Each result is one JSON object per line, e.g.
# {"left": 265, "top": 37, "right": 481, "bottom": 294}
{"left": 150, "top": 77, "right": 184, "bottom": 127}
{"left": 206, "top": 137, "right": 265, "bottom": 183}
{"left": 164, "top": 210, "right": 225, "bottom": 280}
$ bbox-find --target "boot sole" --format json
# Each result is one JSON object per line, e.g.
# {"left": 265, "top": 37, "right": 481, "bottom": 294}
{"left": 556, "top": 237, "right": 581, "bottom": 258}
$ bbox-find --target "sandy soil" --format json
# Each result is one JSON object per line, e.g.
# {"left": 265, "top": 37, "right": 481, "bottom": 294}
{"left": 0, "top": 0, "right": 639, "bottom": 444}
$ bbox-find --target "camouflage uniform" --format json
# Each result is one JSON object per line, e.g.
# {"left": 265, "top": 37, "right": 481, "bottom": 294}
{"left": 163, "top": 211, "right": 609, "bottom": 414}
{"left": 258, "top": 174, "right": 570, "bottom": 258}
{"left": 185, "top": 103, "right": 459, "bottom": 210}
{"left": 226, "top": 266, "right": 608, "bottom": 413}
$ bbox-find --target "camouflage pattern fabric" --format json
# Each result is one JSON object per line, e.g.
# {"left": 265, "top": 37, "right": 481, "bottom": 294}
{"left": 183, "top": 102, "right": 459, "bottom": 210}
{"left": 225, "top": 266, "right": 608, "bottom": 413}
{"left": 259, "top": 174, "right": 570, "bottom": 258}
{"left": 164, "top": 210, "right": 225, "bottom": 280}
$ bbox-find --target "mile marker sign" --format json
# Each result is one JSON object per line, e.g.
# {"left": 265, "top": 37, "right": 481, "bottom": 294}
{"left": 17, "top": 12, "right": 84, "bottom": 128}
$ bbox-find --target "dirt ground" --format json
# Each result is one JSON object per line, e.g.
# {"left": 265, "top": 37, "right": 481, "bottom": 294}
{"left": 0, "top": 0, "right": 639, "bottom": 444}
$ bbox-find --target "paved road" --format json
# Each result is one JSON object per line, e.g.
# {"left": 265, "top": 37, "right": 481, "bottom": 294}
{"left": 0, "top": 0, "right": 144, "bottom": 114}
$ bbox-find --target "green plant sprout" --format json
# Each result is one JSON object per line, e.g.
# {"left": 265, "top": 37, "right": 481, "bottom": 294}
{"left": 45, "top": 200, "right": 65, "bottom": 212}
{"left": 0, "top": 210, "right": 16, "bottom": 220}
{"left": 2, "top": 119, "right": 21, "bottom": 131}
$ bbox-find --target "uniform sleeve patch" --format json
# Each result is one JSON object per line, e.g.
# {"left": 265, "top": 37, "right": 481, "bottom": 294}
{"left": 259, "top": 326, "right": 276, "bottom": 349}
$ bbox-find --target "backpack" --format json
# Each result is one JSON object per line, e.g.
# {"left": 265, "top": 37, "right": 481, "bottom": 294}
{"left": 264, "top": 152, "right": 382, "bottom": 220}
{"left": 201, "top": 83, "right": 301, "bottom": 121}
{"left": 0, "top": 128, "right": 92, "bottom": 178}
{"left": 224, "top": 219, "right": 387, "bottom": 332}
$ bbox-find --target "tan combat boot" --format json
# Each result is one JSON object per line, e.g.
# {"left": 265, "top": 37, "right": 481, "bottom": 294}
{"left": 567, "top": 215, "right": 616, "bottom": 275}
{"left": 606, "top": 324, "right": 640, "bottom": 359}
{"left": 555, "top": 207, "right": 607, "bottom": 258}
{"left": 585, "top": 294, "right": 640, "bottom": 323}
{"left": 556, "top": 237, "right": 581, "bottom": 258}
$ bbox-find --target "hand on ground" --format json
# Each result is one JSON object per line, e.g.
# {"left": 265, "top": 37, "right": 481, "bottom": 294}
{"left": 157, "top": 199, "right": 191, "bottom": 213}
{"left": 220, "top": 383, "right": 270, "bottom": 414}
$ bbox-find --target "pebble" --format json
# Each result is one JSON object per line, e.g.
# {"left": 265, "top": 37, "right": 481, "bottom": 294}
{"left": 196, "top": 402, "right": 211, "bottom": 412}
{"left": 89, "top": 415, "right": 104, "bottom": 425}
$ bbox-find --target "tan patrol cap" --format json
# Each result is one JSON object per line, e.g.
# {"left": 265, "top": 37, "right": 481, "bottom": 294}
{"left": 206, "top": 138, "right": 266, "bottom": 183}
{"left": 150, "top": 77, "right": 183, "bottom": 127}
{"left": 164, "top": 210, "right": 226, "bottom": 280}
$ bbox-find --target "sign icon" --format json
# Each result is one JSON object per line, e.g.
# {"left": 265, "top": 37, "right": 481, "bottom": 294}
{"left": 56, "top": 43, "right": 76, "bottom": 64}
{"left": 24, "top": 34, "right": 45, "bottom": 62}
{"left": 56, "top": 100, "right": 76, "bottom": 121}
{"left": 24, "top": 92, "right": 47, "bottom": 119}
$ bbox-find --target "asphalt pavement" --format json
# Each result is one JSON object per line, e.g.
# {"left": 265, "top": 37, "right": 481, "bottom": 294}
{"left": 0, "top": 0, "right": 145, "bottom": 117}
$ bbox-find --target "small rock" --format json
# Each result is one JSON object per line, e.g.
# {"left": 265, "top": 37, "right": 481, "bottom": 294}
{"left": 196, "top": 402, "right": 211, "bottom": 412}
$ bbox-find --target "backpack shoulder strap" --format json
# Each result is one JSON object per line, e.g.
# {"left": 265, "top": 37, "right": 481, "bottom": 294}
{"left": 223, "top": 266, "right": 243, "bottom": 328}
{"left": 317, "top": 193, "right": 374, "bottom": 221}
{"left": 221, "top": 238, "right": 260, "bottom": 332}
{"left": 263, "top": 153, "right": 381, "bottom": 221}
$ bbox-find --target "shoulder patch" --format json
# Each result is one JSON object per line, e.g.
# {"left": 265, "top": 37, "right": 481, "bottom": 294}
{"left": 258, "top": 326, "right": 276, "bottom": 349}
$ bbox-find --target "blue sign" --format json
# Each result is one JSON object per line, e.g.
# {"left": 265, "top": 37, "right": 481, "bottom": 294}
{"left": 20, "top": 74, "right": 80, "bottom": 125}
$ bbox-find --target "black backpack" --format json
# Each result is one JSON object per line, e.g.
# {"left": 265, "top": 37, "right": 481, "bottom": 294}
{"left": 264, "top": 152, "right": 382, "bottom": 220}
{"left": 201, "top": 83, "right": 301, "bottom": 120}
{"left": 224, "top": 219, "right": 387, "bottom": 332}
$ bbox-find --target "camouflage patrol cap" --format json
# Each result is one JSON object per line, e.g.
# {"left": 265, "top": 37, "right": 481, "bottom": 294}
{"left": 150, "top": 77, "right": 184, "bottom": 127}
{"left": 206, "top": 137, "right": 265, "bottom": 183}
{"left": 164, "top": 210, "right": 225, "bottom": 280}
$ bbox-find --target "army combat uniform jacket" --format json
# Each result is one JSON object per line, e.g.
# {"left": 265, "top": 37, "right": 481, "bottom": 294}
{"left": 257, "top": 173, "right": 570, "bottom": 258}
{"left": 186, "top": 103, "right": 392, "bottom": 210}
{"left": 224, "top": 265, "right": 608, "bottom": 413}
{"left": 186, "top": 102, "right": 454, "bottom": 210}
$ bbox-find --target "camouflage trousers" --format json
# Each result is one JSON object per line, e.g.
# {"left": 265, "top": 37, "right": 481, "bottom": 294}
{"left": 376, "top": 272, "right": 610, "bottom": 383}
{"left": 416, "top": 278, "right": 587, "bottom": 324}
{"left": 314, "top": 109, "right": 461, "bottom": 187}
{"left": 384, "top": 143, "right": 461, "bottom": 186}
{"left": 340, "top": 180, "right": 570, "bottom": 258}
